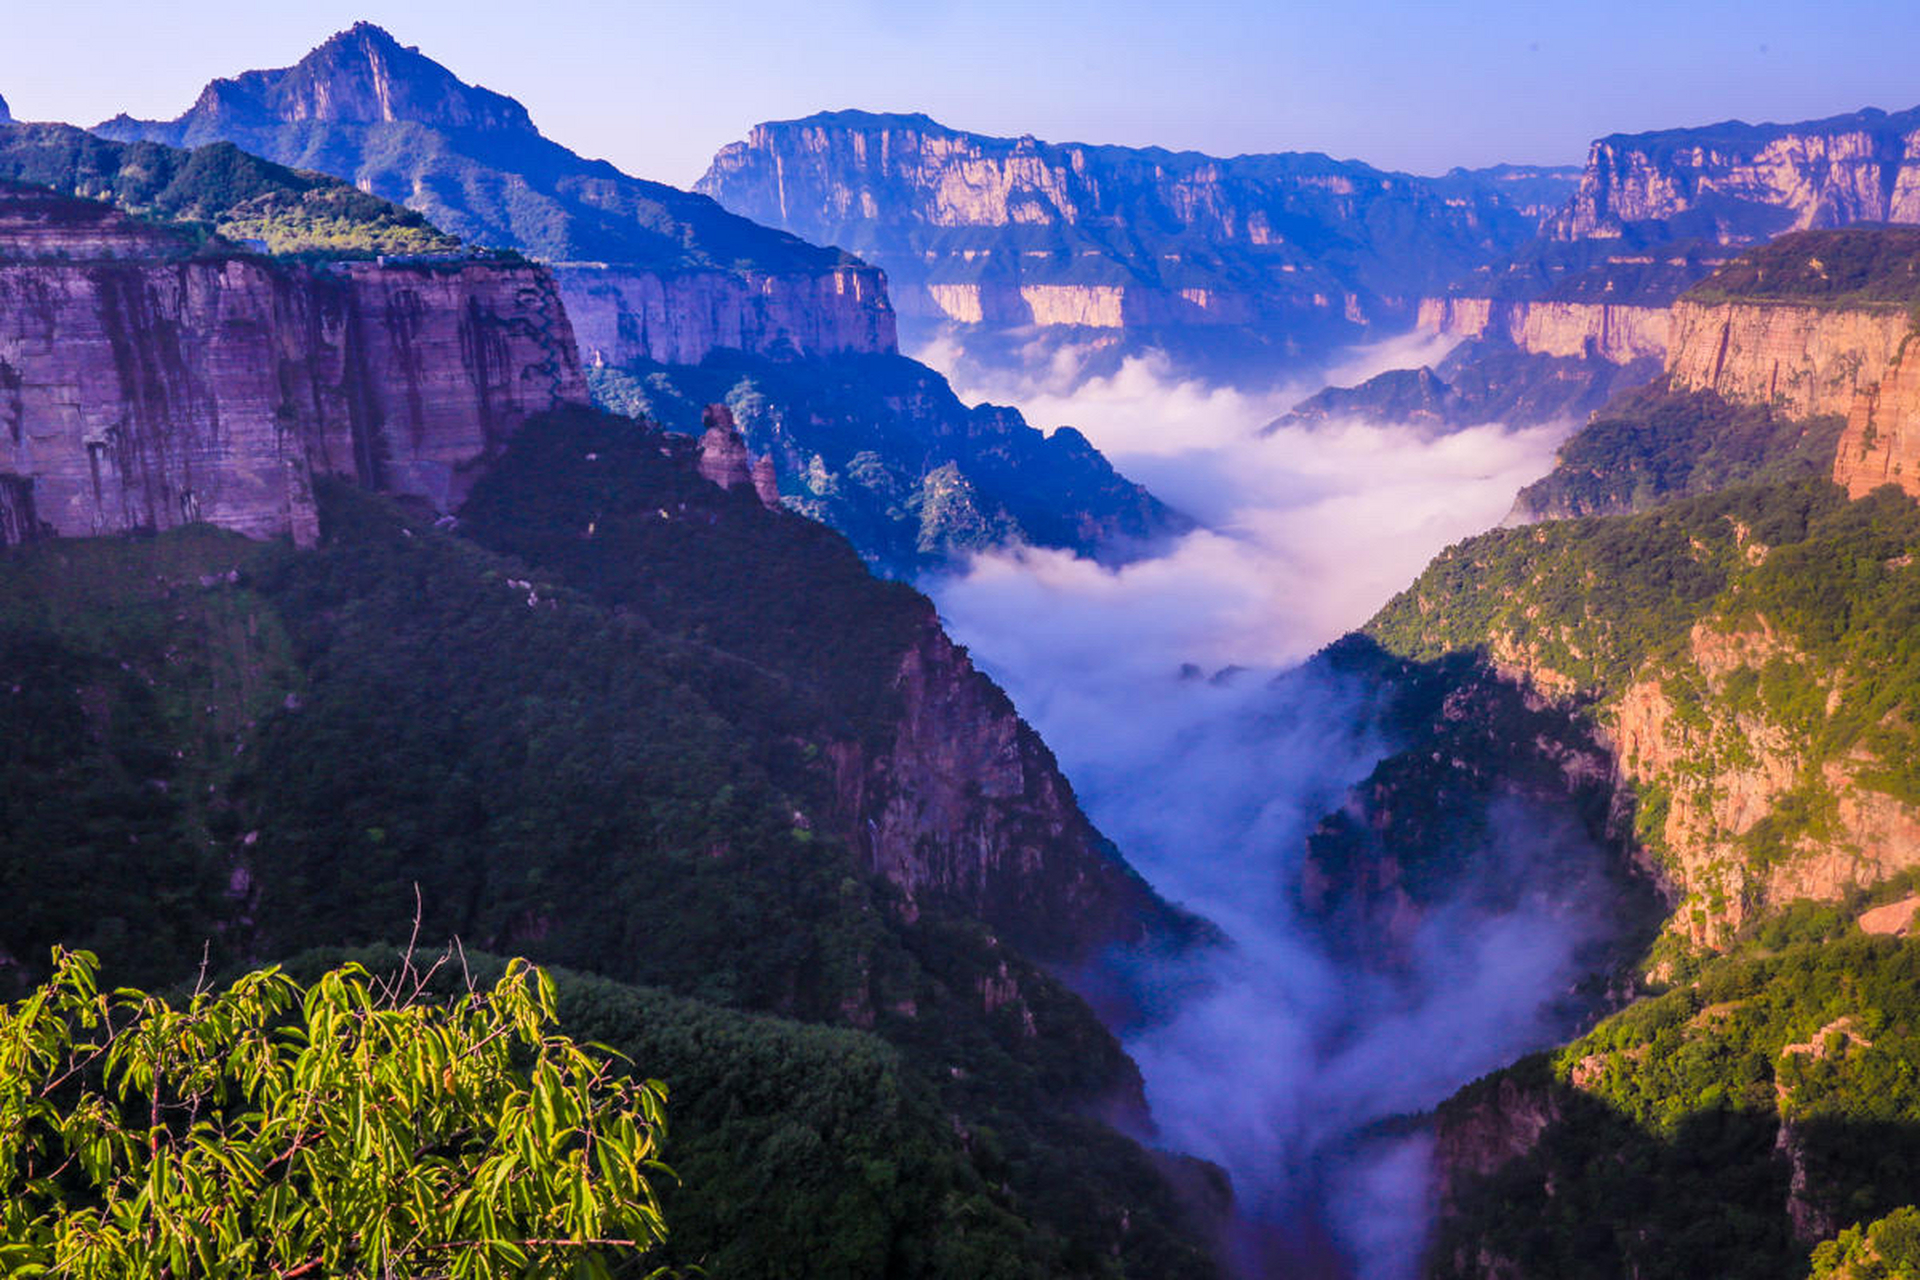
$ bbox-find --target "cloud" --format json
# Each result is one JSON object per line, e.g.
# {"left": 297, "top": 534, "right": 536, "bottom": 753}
{"left": 921, "top": 340, "right": 1621, "bottom": 1278}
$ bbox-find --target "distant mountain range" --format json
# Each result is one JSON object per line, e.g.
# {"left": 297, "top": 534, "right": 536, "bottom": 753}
{"left": 698, "top": 109, "right": 1577, "bottom": 378}
{"left": 96, "top": 23, "right": 1187, "bottom": 572}
{"left": 1286, "top": 104, "right": 1920, "bottom": 429}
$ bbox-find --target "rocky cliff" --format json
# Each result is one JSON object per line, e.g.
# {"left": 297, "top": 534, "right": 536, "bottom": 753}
{"left": 1552, "top": 106, "right": 1920, "bottom": 244}
{"left": 587, "top": 350, "right": 1190, "bottom": 575}
{"left": 85, "top": 26, "right": 1186, "bottom": 574}
{"left": 697, "top": 111, "right": 1574, "bottom": 364}
{"left": 1836, "top": 339, "right": 1920, "bottom": 497}
{"left": 0, "top": 186, "right": 581, "bottom": 546}
{"left": 553, "top": 262, "right": 894, "bottom": 366}
{"left": 831, "top": 617, "right": 1186, "bottom": 962}
{"left": 1397, "top": 103, "right": 1920, "bottom": 426}
{"left": 1664, "top": 298, "right": 1910, "bottom": 420}
{"left": 95, "top": 23, "right": 897, "bottom": 367}
{"left": 1416, "top": 296, "right": 1670, "bottom": 363}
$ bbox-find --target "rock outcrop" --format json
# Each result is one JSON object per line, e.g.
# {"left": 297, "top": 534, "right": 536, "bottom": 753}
{"left": 1610, "top": 621, "right": 1920, "bottom": 945}
{"left": 95, "top": 23, "right": 898, "bottom": 367}
{"left": 829, "top": 617, "right": 1193, "bottom": 964}
{"left": 552, "top": 262, "right": 894, "bottom": 366}
{"left": 0, "top": 187, "right": 582, "bottom": 546}
{"left": 694, "top": 403, "right": 753, "bottom": 492}
{"left": 1552, "top": 106, "right": 1920, "bottom": 244}
{"left": 1835, "top": 338, "right": 1920, "bottom": 498}
{"left": 1416, "top": 296, "right": 1670, "bottom": 363}
{"left": 1665, "top": 298, "right": 1911, "bottom": 420}
{"left": 698, "top": 111, "right": 1574, "bottom": 356}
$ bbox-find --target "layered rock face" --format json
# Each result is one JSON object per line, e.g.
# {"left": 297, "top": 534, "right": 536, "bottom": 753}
{"left": 1665, "top": 298, "right": 1911, "bottom": 420}
{"left": 1553, "top": 107, "right": 1920, "bottom": 243}
{"left": 698, "top": 111, "right": 1573, "bottom": 350}
{"left": 0, "top": 188, "right": 581, "bottom": 546}
{"left": 1837, "top": 341, "right": 1920, "bottom": 497}
{"left": 1414, "top": 104, "right": 1920, "bottom": 387}
{"left": 96, "top": 23, "right": 897, "bottom": 367}
{"left": 553, "top": 262, "right": 894, "bottom": 366}
{"left": 1417, "top": 296, "right": 1670, "bottom": 363}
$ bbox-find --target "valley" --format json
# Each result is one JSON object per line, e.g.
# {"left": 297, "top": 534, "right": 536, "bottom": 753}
{"left": 2, "top": 12, "right": 1920, "bottom": 1280}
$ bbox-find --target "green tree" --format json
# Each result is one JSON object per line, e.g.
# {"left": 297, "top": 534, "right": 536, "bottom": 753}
{"left": 0, "top": 949, "right": 670, "bottom": 1278}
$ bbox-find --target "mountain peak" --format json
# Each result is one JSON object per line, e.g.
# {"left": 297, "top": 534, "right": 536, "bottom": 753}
{"left": 0, "top": 92, "right": 10, "bottom": 124}
{"left": 180, "top": 22, "right": 535, "bottom": 133}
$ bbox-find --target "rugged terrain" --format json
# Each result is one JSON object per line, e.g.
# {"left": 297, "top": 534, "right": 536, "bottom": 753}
{"left": 1313, "top": 104, "right": 1920, "bottom": 431}
{"left": 0, "top": 401, "right": 1220, "bottom": 1275}
{"left": 697, "top": 110, "right": 1575, "bottom": 380}
{"left": 0, "top": 183, "right": 579, "bottom": 546}
{"left": 95, "top": 25, "right": 1187, "bottom": 571}
{"left": 1336, "top": 226, "right": 1920, "bottom": 1277}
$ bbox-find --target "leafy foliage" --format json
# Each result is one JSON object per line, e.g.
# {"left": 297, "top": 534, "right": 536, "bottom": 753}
{"left": 0, "top": 949, "right": 668, "bottom": 1278}
{"left": 1810, "top": 1207, "right": 1920, "bottom": 1280}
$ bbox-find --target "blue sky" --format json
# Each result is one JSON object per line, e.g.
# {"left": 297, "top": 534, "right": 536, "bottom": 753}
{"left": 6, "top": 0, "right": 1920, "bottom": 188}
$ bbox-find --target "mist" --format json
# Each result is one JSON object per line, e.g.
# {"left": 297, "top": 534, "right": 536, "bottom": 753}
{"left": 920, "top": 340, "right": 1627, "bottom": 1277}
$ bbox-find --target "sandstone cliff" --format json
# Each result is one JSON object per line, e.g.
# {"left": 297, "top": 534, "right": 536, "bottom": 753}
{"left": 1416, "top": 296, "right": 1670, "bottom": 363}
{"left": 553, "top": 262, "right": 895, "bottom": 366}
{"left": 1665, "top": 298, "right": 1911, "bottom": 420}
{"left": 0, "top": 187, "right": 581, "bottom": 546}
{"left": 1610, "top": 620, "right": 1920, "bottom": 946}
{"left": 1412, "top": 103, "right": 1920, "bottom": 386}
{"left": 698, "top": 111, "right": 1572, "bottom": 354}
{"left": 1836, "top": 338, "right": 1920, "bottom": 497}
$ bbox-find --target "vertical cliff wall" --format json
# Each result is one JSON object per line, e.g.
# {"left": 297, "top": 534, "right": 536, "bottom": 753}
{"left": 553, "top": 262, "right": 895, "bottom": 366}
{"left": 697, "top": 111, "right": 1572, "bottom": 347}
{"left": 1416, "top": 104, "right": 1920, "bottom": 374}
{"left": 1835, "top": 337, "right": 1920, "bottom": 497}
{"left": 1417, "top": 296, "right": 1671, "bottom": 363}
{"left": 1663, "top": 298, "right": 1911, "bottom": 420}
{"left": 1552, "top": 107, "right": 1920, "bottom": 244}
{"left": 0, "top": 190, "right": 583, "bottom": 546}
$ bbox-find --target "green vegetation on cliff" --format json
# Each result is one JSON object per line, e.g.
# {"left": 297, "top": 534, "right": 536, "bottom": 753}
{"left": 1810, "top": 1207, "right": 1920, "bottom": 1280}
{"left": 1436, "top": 935, "right": 1920, "bottom": 1280}
{"left": 1368, "top": 472, "right": 1920, "bottom": 901}
{"left": 0, "top": 121, "right": 461, "bottom": 256}
{"left": 1512, "top": 385, "right": 1848, "bottom": 520}
{"left": 1683, "top": 227, "right": 1920, "bottom": 310}
{"left": 0, "top": 408, "right": 1215, "bottom": 1277}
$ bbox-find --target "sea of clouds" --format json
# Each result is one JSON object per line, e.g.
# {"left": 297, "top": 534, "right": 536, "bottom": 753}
{"left": 918, "top": 336, "right": 1624, "bottom": 1278}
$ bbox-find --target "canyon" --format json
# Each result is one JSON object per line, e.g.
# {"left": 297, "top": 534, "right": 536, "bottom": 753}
{"left": 0, "top": 185, "right": 580, "bottom": 547}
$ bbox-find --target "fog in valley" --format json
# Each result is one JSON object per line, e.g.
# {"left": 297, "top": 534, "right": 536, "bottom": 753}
{"left": 923, "top": 340, "right": 1628, "bottom": 1278}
